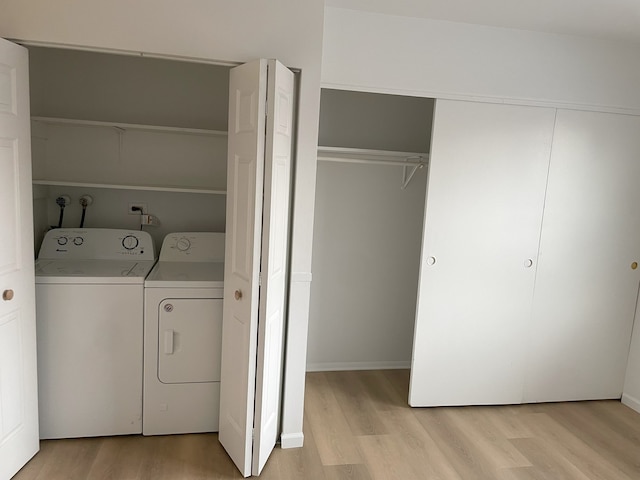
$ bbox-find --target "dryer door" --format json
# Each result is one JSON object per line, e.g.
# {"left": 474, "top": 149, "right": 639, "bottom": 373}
{"left": 158, "top": 298, "right": 223, "bottom": 384}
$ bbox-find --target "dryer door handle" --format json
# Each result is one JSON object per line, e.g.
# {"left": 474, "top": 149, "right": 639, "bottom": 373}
{"left": 164, "top": 330, "right": 175, "bottom": 355}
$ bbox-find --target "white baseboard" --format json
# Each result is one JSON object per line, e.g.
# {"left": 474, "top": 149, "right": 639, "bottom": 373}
{"left": 280, "top": 432, "right": 304, "bottom": 449}
{"left": 306, "top": 360, "right": 410, "bottom": 372}
{"left": 622, "top": 393, "right": 640, "bottom": 414}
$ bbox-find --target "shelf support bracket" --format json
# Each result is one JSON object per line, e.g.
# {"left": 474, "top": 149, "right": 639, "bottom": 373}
{"left": 402, "top": 156, "right": 425, "bottom": 189}
{"left": 114, "top": 126, "right": 125, "bottom": 164}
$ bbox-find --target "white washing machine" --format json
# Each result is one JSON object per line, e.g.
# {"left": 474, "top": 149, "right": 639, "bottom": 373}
{"left": 35, "top": 228, "right": 156, "bottom": 439}
{"left": 143, "top": 232, "right": 225, "bottom": 435}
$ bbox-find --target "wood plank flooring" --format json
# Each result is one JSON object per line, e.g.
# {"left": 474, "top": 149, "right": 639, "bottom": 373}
{"left": 13, "top": 370, "right": 640, "bottom": 480}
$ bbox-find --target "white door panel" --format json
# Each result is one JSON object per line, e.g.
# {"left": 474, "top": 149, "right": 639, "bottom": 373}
{"left": 253, "top": 60, "right": 294, "bottom": 476}
{"left": 409, "top": 100, "right": 555, "bottom": 406}
{"left": 219, "top": 58, "right": 294, "bottom": 477}
{"left": 219, "top": 59, "right": 267, "bottom": 477}
{"left": 524, "top": 110, "right": 640, "bottom": 402}
{"left": 0, "top": 38, "right": 39, "bottom": 480}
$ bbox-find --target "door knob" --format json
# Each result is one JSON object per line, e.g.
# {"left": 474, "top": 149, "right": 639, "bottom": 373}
{"left": 2, "top": 289, "right": 14, "bottom": 301}
{"left": 632, "top": 262, "right": 638, "bottom": 270}
{"left": 234, "top": 290, "right": 243, "bottom": 301}
{"left": 524, "top": 259, "right": 534, "bottom": 268}
{"left": 426, "top": 256, "right": 436, "bottom": 266}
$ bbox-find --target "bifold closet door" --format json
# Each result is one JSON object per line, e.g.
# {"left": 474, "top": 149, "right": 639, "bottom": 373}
{"left": 409, "top": 100, "right": 555, "bottom": 406}
{"left": 0, "top": 37, "right": 39, "bottom": 480}
{"left": 219, "top": 59, "right": 294, "bottom": 477}
{"left": 524, "top": 110, "right": 640, "bottom": 402}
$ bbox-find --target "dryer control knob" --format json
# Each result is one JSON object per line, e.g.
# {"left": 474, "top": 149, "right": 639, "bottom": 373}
{"left": 176, "top": 238, "right": 191, "bottom": 252}
{"left": 57, "top": 236, "right": 68, "bottom": 246}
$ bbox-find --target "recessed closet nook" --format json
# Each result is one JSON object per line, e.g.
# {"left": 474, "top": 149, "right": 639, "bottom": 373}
{"left": 308, "top": 89, "right": 433, "bottom": 372}
{"left": 28, "top": 46, "right": 231, "bottom": 252}
{"left": 310, "top": 89, "right": 640, "bottom": 408}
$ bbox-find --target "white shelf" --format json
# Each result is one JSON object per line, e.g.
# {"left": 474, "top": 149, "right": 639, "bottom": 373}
{"left": 32, "top": 180, "right": 226, "bottom": 195}
{"left": 31, "top": 116, "right": 228, "bottom": 137}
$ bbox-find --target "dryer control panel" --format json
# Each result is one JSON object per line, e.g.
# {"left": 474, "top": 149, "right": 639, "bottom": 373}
{"left": 159, "top": 232, "right": 225, "bottom": 262}
{"left": 38, "top": 228, "right": 156, "bottom": 260}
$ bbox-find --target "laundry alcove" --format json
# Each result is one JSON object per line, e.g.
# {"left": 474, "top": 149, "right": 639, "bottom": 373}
{"left": 27, "top": 46, "right": 231, "bottom": 251}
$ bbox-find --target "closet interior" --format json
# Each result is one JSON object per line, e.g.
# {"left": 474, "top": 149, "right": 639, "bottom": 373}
{"left": 308, "top": 89, "right": 434, "bottom": 371}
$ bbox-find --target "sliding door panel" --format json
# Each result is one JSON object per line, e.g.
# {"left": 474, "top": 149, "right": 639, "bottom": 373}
{"left": 524, "top": 110, "right": 640, "bottom": 402}
{"left": 410, "top": 100, "right": 555, "bottom": 406}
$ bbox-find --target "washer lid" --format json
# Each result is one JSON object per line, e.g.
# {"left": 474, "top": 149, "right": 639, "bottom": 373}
{"left": 35, "top": 259, "right": 156, "bottom": 284}
{"left": 145, "top": 261, "right": 224, "bottom": 288}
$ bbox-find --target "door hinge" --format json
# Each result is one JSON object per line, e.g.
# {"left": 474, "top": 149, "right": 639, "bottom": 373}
{"left": 259, "top": 273, "right": 262, "bottom": 287}
{"left": 252, "top": 427, "right": 255, "bottom": 439}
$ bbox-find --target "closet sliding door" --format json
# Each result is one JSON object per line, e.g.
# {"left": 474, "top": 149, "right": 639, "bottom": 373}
{"left": 409, "top": 100, "right": 555, "bottom": 406}
{"left": 524, "top": 109, "right": 640, "bottom": 402}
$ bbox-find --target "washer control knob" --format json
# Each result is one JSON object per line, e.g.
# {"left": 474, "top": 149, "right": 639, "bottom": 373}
{"left": 176, "top": 237, "right": 191, "bottom": 252}
{"left": 122, "top": 235, "right": 139, "bottom": 250}
{"left": 73, "top": 236, "right": 84, "bottom": 246}
{"left": 57, "top": 236, "right": 68, "bottom": 246}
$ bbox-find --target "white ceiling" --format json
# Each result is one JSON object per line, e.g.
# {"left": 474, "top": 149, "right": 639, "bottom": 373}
{"left": 325, "top": 0, "right": 640, "bottom": 44}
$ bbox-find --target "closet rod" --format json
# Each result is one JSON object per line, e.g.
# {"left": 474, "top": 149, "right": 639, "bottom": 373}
{"left": 317, "top": 146, "right": 428, "bottom": 166}
{"left": 317, "top": 156, "right": 425, "bottom": 167}
{"left": 317, "top": 146, "right": 429, "bottom": 189}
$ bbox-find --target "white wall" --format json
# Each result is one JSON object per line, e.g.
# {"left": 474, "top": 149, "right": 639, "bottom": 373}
{"left": 308, "top": 162, "right": 427, "bottom": 370}
{"left": 624, "top": 303, "right": 640, "bottom": 413}
{"left": 322, "top": 7, "right": 640, "bottom": 113}
{"left": 0, "top": 0, "right": 324, "bottom": 448}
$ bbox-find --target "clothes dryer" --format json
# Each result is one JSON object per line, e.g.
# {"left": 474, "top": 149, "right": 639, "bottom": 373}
{"left": 35, "top": 228, "right": 156, "bottom": 439}
{"left": 143, "top": 232, "right": 225, "bottom": 435}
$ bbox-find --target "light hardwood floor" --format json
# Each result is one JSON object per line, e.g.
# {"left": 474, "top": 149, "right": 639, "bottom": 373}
{"left": 13, "top": 370, "right": 640, "bottom": 479}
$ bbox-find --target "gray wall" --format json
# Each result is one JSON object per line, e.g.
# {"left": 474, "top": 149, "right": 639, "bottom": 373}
{"left": 38, "top": 186, "right": 225, "bottom": 253}
{"left": 28, "top": 46, "right": 230, "bottom": 130}
{"left": 318, "top": 89, "right": 433, "bottom": 152}
{"left": 307, "top": 89, "right": 432, "bottom": 370}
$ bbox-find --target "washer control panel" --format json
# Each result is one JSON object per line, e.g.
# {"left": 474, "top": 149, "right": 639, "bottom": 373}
{"left": 159, "top": 232, "right": 225, "bottom": 262}
{"left": 122, "top": 235, "right": 140, "bottom": 250}
{"left": 38, "top": 228, "right": 155, "bottom": 260}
